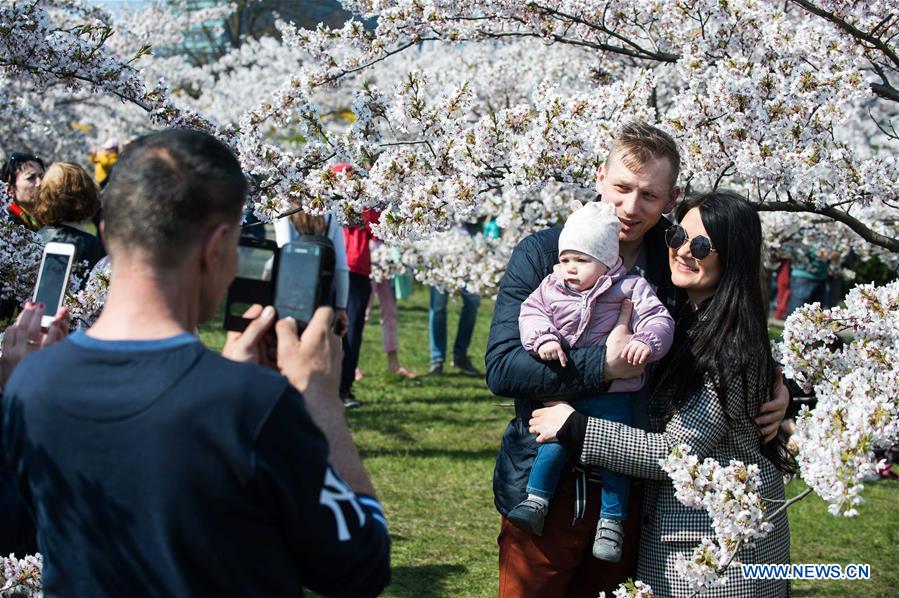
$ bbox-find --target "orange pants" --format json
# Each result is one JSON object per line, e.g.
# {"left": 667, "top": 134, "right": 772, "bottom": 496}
{"left": 498, "top": 471, "right": 643, "bottom": 597}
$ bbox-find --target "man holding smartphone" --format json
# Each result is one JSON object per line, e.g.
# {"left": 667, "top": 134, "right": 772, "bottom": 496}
{"left": 1, "top": 129, "right": 390, "bottom": 596}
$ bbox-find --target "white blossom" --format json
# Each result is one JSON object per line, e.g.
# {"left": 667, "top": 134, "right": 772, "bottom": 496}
{"left": 780, "top": 282, "right": 899, "bottom": 516}
{"left": 1, "top": 553, "right": 42, "bottom": 598}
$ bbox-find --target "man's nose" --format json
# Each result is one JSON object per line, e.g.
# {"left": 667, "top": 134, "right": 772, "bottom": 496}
{"left": 619, "top": 192, "right": 638, "bottom": 215}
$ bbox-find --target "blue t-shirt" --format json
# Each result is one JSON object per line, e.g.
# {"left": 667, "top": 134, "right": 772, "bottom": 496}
{"left": 2, "top": 331, "right": 389, "bottom": 597}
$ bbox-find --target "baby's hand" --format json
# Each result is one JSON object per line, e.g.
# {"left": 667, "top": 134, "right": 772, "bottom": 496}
{"left": 538, "top": 340, "right": 568, "bottom": 367}
{"left": 620, "top": 339, "right": 651, "bottom": 365}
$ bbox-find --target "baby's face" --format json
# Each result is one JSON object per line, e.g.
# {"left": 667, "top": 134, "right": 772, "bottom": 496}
{"left": 558, "top": 250, "right": 608, "bottom": 291}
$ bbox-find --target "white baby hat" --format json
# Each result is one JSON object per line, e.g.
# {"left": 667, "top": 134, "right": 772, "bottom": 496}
{"left": 557, "top": 201, "right": 620, "bottom": 267}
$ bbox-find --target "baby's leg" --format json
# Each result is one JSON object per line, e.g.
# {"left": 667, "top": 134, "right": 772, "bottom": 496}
{"left": 526, "top": 442, "right": 571, "bottom": 503}
{"left": 507, "top": 422, "right": 574, "bottom": 536}
{"left": 574, "top": 393, "right": 633, "bottom": 561}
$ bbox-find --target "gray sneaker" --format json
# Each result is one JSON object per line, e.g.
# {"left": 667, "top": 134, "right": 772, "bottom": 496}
{"left": 428, "top": 361, "right": 444, "bottom": 375}
{"left": 507, "top": 498, "right": 548, "bottom": 536}
{"left": 452, "top": 354, "right": 482, "bottom": 377}
{"left": 592, "top": 518, "right": 624, "bottom": 562}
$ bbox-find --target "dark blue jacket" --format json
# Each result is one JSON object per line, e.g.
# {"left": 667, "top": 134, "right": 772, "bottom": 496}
{"left": 486, "top": 218, "right": 683, "bottom": 516}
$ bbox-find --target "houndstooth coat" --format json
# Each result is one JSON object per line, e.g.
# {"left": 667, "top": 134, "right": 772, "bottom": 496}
{"left": 579, "top": 364, "right": 790, "bottom": 598}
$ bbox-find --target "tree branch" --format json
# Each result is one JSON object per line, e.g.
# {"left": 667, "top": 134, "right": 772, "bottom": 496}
{"left": 789, "top": 0, "right": 899, "bottom": 70}
{"left": 1, "top": 62, "right": 152, "bottom": 111}
{"left": 871, "top": 81, "right": 899, "bottom": 103}
{"left": 526, "top": 2, "right": 678, "bottom": 62}
{"left": 755, "top": 201, "right": 899, "bottom": 252}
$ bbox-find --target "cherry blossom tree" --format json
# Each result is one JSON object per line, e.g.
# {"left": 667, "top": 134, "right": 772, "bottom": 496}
{"left": 1, "top": 1, "right": 898, "bottom": 593}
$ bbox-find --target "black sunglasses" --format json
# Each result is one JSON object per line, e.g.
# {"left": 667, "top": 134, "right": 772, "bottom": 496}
{"left": 664, "top": 224, "right": 717, "bottom": 260}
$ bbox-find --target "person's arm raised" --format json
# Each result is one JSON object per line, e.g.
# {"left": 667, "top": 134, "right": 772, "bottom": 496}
{"left": 486, "top": 233, "right": 618, "bottom": 400}
{"left": 275, "top": 307, "right": 376, "bottom": 497}
{"left": 256, "top": 308, "right": 389, "bottom": 597}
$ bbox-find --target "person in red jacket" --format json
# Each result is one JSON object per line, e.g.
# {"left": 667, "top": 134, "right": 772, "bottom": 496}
{"left": 336, "top": 164, "right": 379, "bottom": 407}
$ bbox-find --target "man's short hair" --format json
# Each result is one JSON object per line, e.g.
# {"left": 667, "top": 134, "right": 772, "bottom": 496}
{"left": 102, "top": 129, "right": 247, "bottom": 266}
{"left": 606, "top": 121, "right": 681, "bottom": 188}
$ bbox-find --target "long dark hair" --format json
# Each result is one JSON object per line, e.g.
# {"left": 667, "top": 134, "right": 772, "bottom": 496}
{"left": 652, "top": 190, "right": 795, "bottom": 473}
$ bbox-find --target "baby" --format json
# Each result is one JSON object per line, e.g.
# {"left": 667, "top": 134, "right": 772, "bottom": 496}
{"left": 511, "top": 201, "right": 675, "bottom": 562}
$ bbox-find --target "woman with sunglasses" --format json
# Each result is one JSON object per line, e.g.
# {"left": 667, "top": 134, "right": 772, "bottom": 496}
{"left": 529, "top": 190, "right": 795, "bottom": 597}
{"left": 1, "top": 152, "right": 46, "bottom": 231}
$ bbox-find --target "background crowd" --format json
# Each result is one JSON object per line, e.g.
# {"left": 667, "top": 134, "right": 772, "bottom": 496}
{"left": 0, "top": 141, "right": 495, "bottom": 409}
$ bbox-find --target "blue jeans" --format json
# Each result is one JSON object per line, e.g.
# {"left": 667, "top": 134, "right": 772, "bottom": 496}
{"left": 428, "top": 287, "right": 480, "bottom": 363}
{"left": 526, "top": 393, "right": 632, "bottom": 521}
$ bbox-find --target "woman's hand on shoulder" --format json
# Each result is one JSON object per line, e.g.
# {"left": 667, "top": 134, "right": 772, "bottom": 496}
{"left": 756, "top": 366, "right": 789, "bottom": 442}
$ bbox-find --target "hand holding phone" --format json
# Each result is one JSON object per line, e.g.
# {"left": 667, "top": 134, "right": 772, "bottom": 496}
{"left": 222, "top": 303, "right": 277, "bottom": 367}
{"left": 224, "top": 236, "right": 335, "bottom": 335}
{"left": 1, "top": 301, "right": 70, "bottom": 389}
{"left": 33, "top": 242, "right": 76, "bottom": 328}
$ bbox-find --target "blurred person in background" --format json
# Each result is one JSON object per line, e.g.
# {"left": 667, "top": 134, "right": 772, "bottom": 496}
{"left": 428, "top": 220, "right": 483, "bottom": 377}
{"left": 33, "top": 162, "right": 106, "bottom": 274}
{"left": 340, "top": 205, "right": 379, "bottom": 408}
{"left": 89, "top": 138, "right": 120, "bottom": 187}
{"left": 1, "top": 151, "right": 45, "bottom": 231}
{"left": 363, "top": 238, "right": 416, "bottom": 380}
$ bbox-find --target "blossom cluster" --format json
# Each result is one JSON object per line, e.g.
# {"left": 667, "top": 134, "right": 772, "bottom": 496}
{"left": 66, "top": 258, "right": 110, "bottom": 330}
{"left": 0, "top": 187, "right": 43, "bottom": 309}
{"left": 599, "top": 578, "right": 655, "bottom": 598}
{"left": 659, "top": 444, "right": 774, "bottom": 593}
{"left": 1, "top": 553, "right": 42, "bottom": 598}
{"left": 780, "top": 281, "right": 899, "bottom": 516}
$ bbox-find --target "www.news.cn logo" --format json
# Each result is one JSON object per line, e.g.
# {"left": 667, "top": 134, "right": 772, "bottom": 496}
{"left": 741, "top": 563, "right": 871, "bottom": 580}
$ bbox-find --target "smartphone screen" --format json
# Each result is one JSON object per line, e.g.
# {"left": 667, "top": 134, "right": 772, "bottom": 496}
{"left": 275, "top": 243, "right": 320, "bottom": 324}
{"left": 34, "top": 253, "right": 71, "bottom": 317}
{"left": 236, "top": 245, "right": 275, "bottom": 283}
{"left": 224, "top": 237, "right": 278, "bottom": 332}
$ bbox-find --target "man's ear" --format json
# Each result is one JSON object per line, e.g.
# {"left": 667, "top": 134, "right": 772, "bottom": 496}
{"left": 200, "top": 223, "right": 231, "bottom": 272}
{"left": 663, "top": 186, "right": 680, "bottom": 214}
{"left": 98, "top": 219, "right": 105, "bottom": 242}
{"left": 595, "top": 163, "right": 607, "bottom": 193}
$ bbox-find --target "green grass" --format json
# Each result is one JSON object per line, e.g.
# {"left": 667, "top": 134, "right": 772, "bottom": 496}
{"left": 787, "top": 479, "right": 899, "bottom": 596}
{"left": 199, "top": 284, "right": 898, "bottom": 597}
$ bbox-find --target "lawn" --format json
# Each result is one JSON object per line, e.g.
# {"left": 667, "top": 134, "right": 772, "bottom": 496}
{"left": 199, "top": 284, "right": 898, "bottom": 597}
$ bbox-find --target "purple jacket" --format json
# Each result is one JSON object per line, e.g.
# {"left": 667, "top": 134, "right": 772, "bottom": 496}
{"left": 519, "top": 258, "right": 674, "bottom": 392}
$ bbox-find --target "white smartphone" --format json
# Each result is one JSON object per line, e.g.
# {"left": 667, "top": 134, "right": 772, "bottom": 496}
{"left": 33, "top": 242, "right": 76, "bottom": 328}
